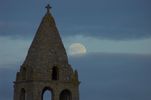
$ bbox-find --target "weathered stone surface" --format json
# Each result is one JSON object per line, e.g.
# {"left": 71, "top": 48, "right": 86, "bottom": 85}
{"left": 13, "top": 4, "right": 80, "bottom": 100}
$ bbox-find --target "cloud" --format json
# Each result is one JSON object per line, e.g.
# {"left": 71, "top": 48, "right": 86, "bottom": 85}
{"left": 63, "top": 36, "right": 151, "bottom": 55}
{"left": 0, "top": 36, "right": 31, "bottom": 68}
{"left": 0, "top": 34, "right": 150, "bottom": 68}
{"left": 0, "top": 34, "right": 151, "bottom": 69}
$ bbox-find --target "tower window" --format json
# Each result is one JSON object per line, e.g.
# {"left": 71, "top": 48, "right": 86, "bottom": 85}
{"left": 41, "top": 87, "right": 53, "bottom": 100}
{"left": 22, "top": 68, "right": 26, "bottom": 80}
{"left": 59, "top": 89, "right": 72, "bottom": 100}
{"left": 20, "top": 88, "right": 26, "bottom": 100}
{"left": 52, "top": 66, "right": 59, "bottom": 80}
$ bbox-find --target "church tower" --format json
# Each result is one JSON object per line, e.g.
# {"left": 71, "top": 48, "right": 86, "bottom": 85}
{"left": 13, "top": 4, "right": 80, "bottom": 100}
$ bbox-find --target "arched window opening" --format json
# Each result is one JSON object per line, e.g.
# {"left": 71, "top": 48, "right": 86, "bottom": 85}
{"left": 60, "top": 89, "right": 72, "bottom": 100}
{"left": 22, "top": 68, "right": 26, "bottom": 80}
{"left": 41, "top": 87, "right": 53, "bottom": 100}
{"left": 52, "top": 66, "right": 59, "bottom": 80}
{"left": 20, "top": 88, "right": 26, "bottom": 100}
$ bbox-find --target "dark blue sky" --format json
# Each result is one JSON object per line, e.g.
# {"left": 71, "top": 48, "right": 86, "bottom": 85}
{"left": 0, "top": 0, "right": 151, "bottom": 100}
{"left": 0, "top": 0, "right": 151, "bottom": 39}
{"left": 0, "top": 0, "right": 151, "bottom": 54}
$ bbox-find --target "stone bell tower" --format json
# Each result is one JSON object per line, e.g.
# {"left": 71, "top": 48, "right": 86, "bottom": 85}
{"left": 13, "top": 4, "right": 80, "bottom": 100}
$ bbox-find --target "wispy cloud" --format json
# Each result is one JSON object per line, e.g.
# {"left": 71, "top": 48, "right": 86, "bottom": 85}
{"left": 0, "top": 34, "right": 151, "bottom": 69}
{"left": 0, "top": 36, "right": 31, "bottom": 68}
{"left": 63, "top": 35, "right": 151, "bottom": 55}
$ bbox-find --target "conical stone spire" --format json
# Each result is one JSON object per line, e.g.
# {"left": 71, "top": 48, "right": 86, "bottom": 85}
{"left": 14, "top": 5, "right": 80, "bottom": 100}
{"left": 23, "top": 4, "right": 68, "bottom": 68}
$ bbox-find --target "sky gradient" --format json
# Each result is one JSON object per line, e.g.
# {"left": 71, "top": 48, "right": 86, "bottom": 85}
{"left": 0, "top": 0, "right": 151, "bottom": 100}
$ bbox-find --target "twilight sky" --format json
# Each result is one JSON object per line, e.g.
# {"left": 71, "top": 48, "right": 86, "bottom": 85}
{"left": 0, "top": 0, "right": 151, "bottom": 100}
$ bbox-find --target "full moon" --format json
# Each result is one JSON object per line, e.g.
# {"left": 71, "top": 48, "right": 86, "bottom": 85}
{"left": 69, "top": 43, "right": 87, "bottom": 56}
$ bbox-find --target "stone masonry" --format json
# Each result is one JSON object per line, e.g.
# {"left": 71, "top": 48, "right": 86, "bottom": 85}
{"left": 13, "top": 4, "right": 80, "bottom": 100}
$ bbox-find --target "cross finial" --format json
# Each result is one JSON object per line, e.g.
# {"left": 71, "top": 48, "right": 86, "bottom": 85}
{"left": 45, "top": 4, "right": 52, "bottom": 13}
